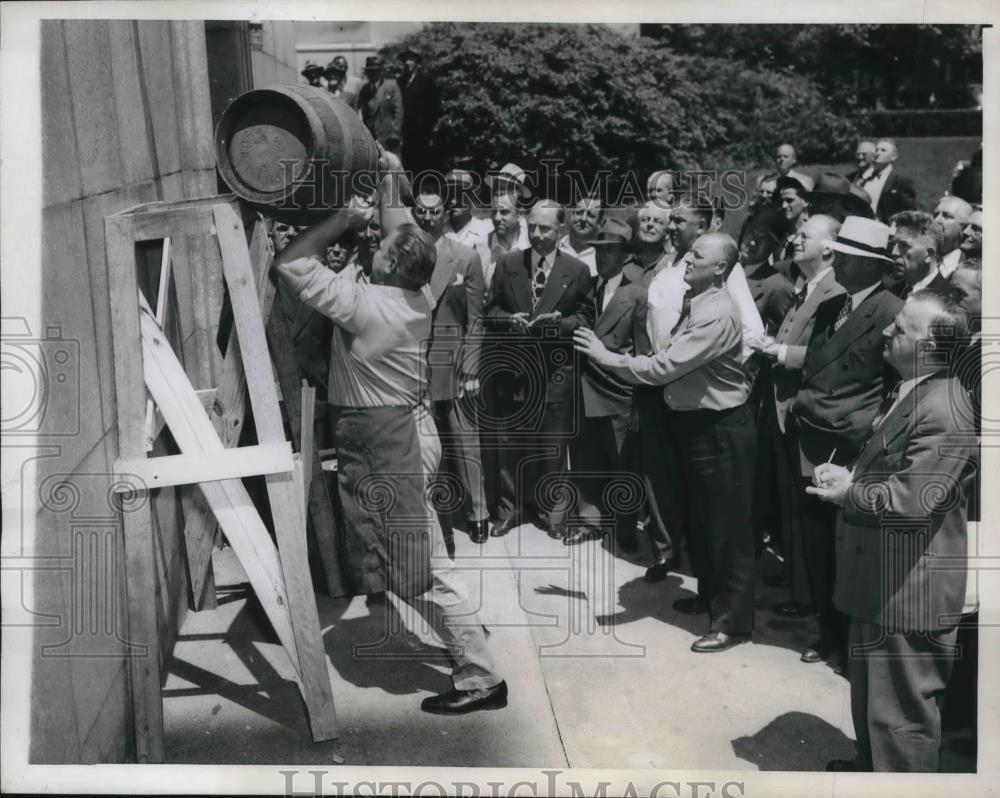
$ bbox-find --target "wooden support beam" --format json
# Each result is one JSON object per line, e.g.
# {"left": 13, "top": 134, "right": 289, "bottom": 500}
{"left": 114, "top": 441, "right": 293, "bottom": 491}
{"left": 300, "top": 382, "right": 315, "bottom": 514}
{"left": 214, "top": 204, "right": 338, "bottom": 742}
{"left": 105, "top": 213, "right": 164, "bottom": 764}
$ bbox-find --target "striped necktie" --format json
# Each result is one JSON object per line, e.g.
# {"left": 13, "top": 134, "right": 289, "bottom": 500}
{"left": 834, "top": 295, "right": 853, "bottom": 331}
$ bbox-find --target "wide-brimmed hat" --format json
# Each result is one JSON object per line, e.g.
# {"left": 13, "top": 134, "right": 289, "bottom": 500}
{"left": 301, "top": 60, "right": 324, "bottom": 77}
{"left": 364, "top": 55, "right": 384, "bottom": 72}
{"left": 398, "top": 48, "right": 422, "bottom": 61}
{"left": 486, "top": 162, "right": 533, "bottom": 200}
{"left": 443, "top": 169, "right": 476, "bottom": 189}
{"left": 775, "top": 174, "right": 815, "bottom": 196}
{"left": 806, "top": 172, "right": 875, "bottom": 219}
{"left": 822, "top": 216, "right": 894, "bottom": 263}
{"left": 588, "top": 217, "right": 632, "bottom": 246}
{"left": 324, "top": 58, "right": 347, "bottom": 78}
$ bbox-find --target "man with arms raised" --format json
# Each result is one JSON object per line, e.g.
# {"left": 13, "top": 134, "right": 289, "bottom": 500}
{"left": 576, "top": 233, "right": 757, "bottom": 653}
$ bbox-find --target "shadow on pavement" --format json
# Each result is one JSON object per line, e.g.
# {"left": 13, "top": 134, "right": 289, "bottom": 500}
{"left": 732, "top": 711, "right": 857, "bottom": 771}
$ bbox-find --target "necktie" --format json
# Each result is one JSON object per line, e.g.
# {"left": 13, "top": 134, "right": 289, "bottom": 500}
{"left": 872, "top": 383, "right": 901, "bottom": 430}
{"left": 671, "top": 295, "right": 691, "bottom": 336}
{"left": 533, "top": 258, "right": 547, "bottom": 310}
{"left": 596, "top": 278, "right": 606, "bottom": 315}
{"left": 793, "top": 284, "right": 808, "bottom": 310}
{"left": 834, "top": 295, "right": 853, "bottom": 331}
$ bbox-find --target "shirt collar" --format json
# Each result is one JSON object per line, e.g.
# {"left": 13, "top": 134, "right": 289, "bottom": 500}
{"left": 849, "top": 281, "right": 880, "bottom": 307}
{"left": 805, "top": 265, "right": 833, "bottom": 292}
{"left": 533, "top": 249, "right": 555, "bottom": 272}
{"left": 599, "top": 270, "right": 624, "bottom": 291}
{"left": 690, "top": 283, "right": 724, "bottom": 309}
{"left": 912, "top": 264, "right": 941, "bottom": 292}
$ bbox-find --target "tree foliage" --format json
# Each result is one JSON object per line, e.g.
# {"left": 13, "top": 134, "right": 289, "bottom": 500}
{"left": 382, "top": 23, "right": 861, "bottom": 194}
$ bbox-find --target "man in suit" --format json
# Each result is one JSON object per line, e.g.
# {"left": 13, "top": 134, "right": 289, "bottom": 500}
{"left": 413, "top": 188, "right": 489, "bottom": 546}
{"left": 576, "top": 232, "right": 757, "bottom": 653}
{"left": 808, "top": 293, "right": 976, "bottom": 772}
{"left": 888, "top": 211, "right": 953, "bottom": 300}
{"left": 790, "top": 216, "right": 904, "bottom": 669}
{"left": 775, "top": 143, "right": 810, "bottom": 185}
{"left": 932, "top": 195, "right": 973, "bottom": 279}
{"left": 632, "top": 201, "right": 673, "bottom": 287}
{"left": 755, "top": 215, "right": 845, "bottom": 617}
{"left": 485, "top": 201, "right": 594, "bottom": 538}
{"left": 845, "top": 140, "right": 876, "bottom": 183}
{"left": 854, "top": 138, "right": 917, "bottom": 224}
{"left": 398, "top": 48, "right": 441, "bottom": 175}
{"left": 557, "top": 218, "right": 646, "bottom": 545}
{"left": 357, "top": 56, "right": 403, "bottom": 148}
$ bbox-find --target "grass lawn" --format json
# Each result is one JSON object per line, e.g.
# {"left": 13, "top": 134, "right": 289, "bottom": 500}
{"left": 721, "top": 135, "right": 980, "bottom": 239}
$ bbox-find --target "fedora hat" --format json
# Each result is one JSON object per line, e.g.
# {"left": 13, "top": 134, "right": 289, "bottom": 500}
{"left": 823, "top": 216, "right": 894, "bottom": 263}
{"left": 745, "top": 201, "right": 788, "bottom": 245}
{"left": 588, "top": 217, "right": 633, "bottom": 246}
{"left": 301, "top": 60, "right": 324, "bottom": 77}
{"left": 324, "top": 57, "right": 347, "bottom": 78}
{"left": 486, "top": 163, "right": 532, "bottom": 200}
{"left": 364, "top": 55, "right": 384, "bottom": 71}
{"left": 398, "top": 48, "right": 422, "bottom": 61}
{"left": 806, "top": 172, "right": 874, "bottom": 220}
{"left": 775, "top": 174, "right": 815, "bottom": 196}
{"left": 443, "top": 169, "right": 476, "bottom": 189}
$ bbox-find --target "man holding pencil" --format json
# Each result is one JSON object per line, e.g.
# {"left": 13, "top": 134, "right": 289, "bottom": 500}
{"left": 789, "top": 217, "right": 903, "bottom": 670}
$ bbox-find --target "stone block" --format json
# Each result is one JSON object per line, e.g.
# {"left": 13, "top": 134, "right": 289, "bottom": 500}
{"left": 41, "top": 20, "right": 83, "bottom": 207}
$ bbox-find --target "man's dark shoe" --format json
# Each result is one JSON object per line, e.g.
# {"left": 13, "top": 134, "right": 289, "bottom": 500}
{"left": 763, "top": 574, "right": 791, "bottom": 588}
{"left": 490, "top": 517, "right": 517, "bottom": 538}
{"left": 532, "top": 512, "right": 551, "bottom": 532}
{"left": 644, "top": 561, "right": 670, "bottom": 583}
{"left": 469, "top": 520, "right": 489, "bottom": 544}
{"left": 801, "top": 638, "right": 836, "bottom": 663}
{"left": 421, "top": 680, "right": 508, "bottom": 715}
{"left": 691, "top": 631, "right": 751, "bottom": 653}
{"left": 673, "top": 596, "right": 709, "bottom": 615}
{"left": 773, "top": 600, "right": 814, "bottom": 619}
{"left": 825, "top": 759, "right": 868, "bottom": 772}
{"left": 563, "top": 526, "right": 599, "bottom": 546}
{"left": 547, "top": 526, "right": 567, "bottom": 541}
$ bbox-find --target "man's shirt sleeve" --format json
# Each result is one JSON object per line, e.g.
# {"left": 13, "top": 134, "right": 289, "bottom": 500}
{"left": 277, "top": 256, "right": 366, "bottom": 334}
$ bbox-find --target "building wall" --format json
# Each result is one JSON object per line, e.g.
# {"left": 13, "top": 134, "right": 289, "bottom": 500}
{"left": 33, "top": 19, "right": 217, "bottom": 764}
{"left": 250, "top": 21, "right": 299, "bottom": 86}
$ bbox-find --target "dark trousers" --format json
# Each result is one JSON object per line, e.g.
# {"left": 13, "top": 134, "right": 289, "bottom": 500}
{"left": 667, "top": 403, "right": 757, "bottom": 635}
{"left": 799, "top": 476, "right": 848, "bottom": 646}
{"left": 750, "top": 369, "right": 780, "bottom": 556}
{"left": 550, "top": 412, "right": 639, "bottom": 535}
{"left": 432, "top": 398, "right": 488, "bottom": 523}
{"left": 633, "top": 386, "right": 684, "bottom": 563}
{"left": 848, "top": 619, "right": 958, "bottom": 771}
{"left": 774, "top": 425, "right": 812, "bottom": 604}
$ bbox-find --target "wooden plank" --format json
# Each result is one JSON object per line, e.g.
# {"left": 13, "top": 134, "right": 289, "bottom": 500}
{"left": 300, "top": 382, "right": 315, "bottom": 513}
{"left": 266, "top": 306, "right": 347, "bottom": 597}
{"left": 129, "top": 206, "right": 217, "bottom": 242}
{"left": 104, "top": 214, "right": 164, "bottom": 763}
{"left": 114, "top": 441, "right": 293, "bottom": 491}
{"left": 273, "top": 458, "right": 338, "bottom": 741}
{"left": 139, "top": 307, "right": 299, "bottom": 662}
{"left": 214, "top": 205, "right": 338, "bottom": 741}
{"left": 181, "top": 219, "right": 274, "bottom": 607}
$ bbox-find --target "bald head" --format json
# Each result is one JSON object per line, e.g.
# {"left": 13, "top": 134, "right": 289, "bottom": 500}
{"left": 775, "top": 144, "right": 797, "bottom": 175}
{"left": 934, "top": 195, "right": 974, "bottom": 252}
{"left": 527, "top": 200, "right": 564, "bottom": 255}
{"left": 647, "top": 170, "right": 675, "bottom": 207}
{"left": 703, "top": 232, "right": 739, "bottom": 270}
{"left": 684, "top": 232, "right": 738, "bottom": 295}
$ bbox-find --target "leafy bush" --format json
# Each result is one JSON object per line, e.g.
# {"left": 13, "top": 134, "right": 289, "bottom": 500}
{"left": 383, "top": 23, "right": 860, "bottom": 199}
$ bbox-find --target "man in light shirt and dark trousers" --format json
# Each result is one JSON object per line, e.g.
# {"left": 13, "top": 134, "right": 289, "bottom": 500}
{"left": 576, "top": 232, "right": 757, "bottom": 654}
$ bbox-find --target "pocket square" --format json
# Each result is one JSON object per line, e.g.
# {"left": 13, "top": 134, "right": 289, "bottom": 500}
{"left": 452, "top": 273, "right": 465, "bottom": 286}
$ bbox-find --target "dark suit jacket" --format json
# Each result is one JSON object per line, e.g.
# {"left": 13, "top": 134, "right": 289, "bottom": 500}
{"left": 791, "top": 285, "right": 903, "bottom": 469}
{"left": 400, "top": 70, "right": 440, "bottom": 147}
{"left": 743, "top": 259, "right": 795, "bottom": 335}
{"left": 833, "top": 374, "right": 977, "bottom": 631}
{"left": 772, "top": 269, "right": 845, "bottom": 432}
{"left": 581, "top": 268, "right": 647, "bottom": 418}
{"left": 485, "top": 247, "right": 594, "bottom": 404}
{"left": 873, "top": 169, "right": 917, "bottom": 224}
{"left": 900, "top": 270, "right": 953, "bottom": 301}
{"left": 427, "top": 236, "right": 485, "bottom": 401}
{"left": 358, "top": 78, "right": 403, "bottom": 144}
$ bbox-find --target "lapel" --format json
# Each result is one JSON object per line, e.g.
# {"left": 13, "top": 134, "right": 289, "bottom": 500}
{"left": 511, "top": 248, "right": 533, "bottom": 313}
{"left": 594, "top": 271, "right": 632, "bottom": 335}
{"left": 780, "top": 270, "right": 843, "bottom": 345}
{"left": 534, "top": 249, "right": 572, "bottom": 316}
{"left": 854, "top": 374, "right": 940, "bottom": 473}
{"left": 742, "top": 260, "right": 769, "bottom": 303}
{"left": 430, "top": 237, "right": 460, "bottom": 303}
{"left": 807, "top": 286, "right": 886, "bottom": 375}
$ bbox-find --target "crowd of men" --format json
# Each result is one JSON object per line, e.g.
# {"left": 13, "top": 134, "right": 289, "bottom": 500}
{"left": 273, "top": 60, "right": 984, "bottom": 773}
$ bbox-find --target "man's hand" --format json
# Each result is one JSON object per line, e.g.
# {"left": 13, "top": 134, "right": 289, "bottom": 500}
{"left": 573, "top": 327, "right": 613, "bottom": 365}
{"left": 805, "top": 463, "right": 852, "bottom": 507}
{"left": 458, "top": 375, "right": 481, "bottom": 398}
{"left": 345, "top": 195, "right": 376, "bottom": 230}
{"left": 510, "top": 312, "right": 530, "bottom": 333}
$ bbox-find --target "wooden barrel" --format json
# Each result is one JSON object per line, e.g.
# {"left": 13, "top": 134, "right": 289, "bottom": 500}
{"left": 215, "top": 84, "right": 379, "bottom": 224}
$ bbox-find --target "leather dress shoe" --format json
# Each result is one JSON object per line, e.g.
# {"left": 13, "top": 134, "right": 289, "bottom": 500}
{"left": 490, "top": 517, "right": 517, "bottom": 538}
{"left": 763, "top": 574, "right": 791, "bottom": 588}
{"left": 532, "top": 512, "right": 551, "bottom": 532}
{"left": 800, "top": 638, "right": 835, "bottom": 663}
{"left": 547, "top": 526, "right": 567, "bottom": 541}
{"left": 773, "top": 601, "right": 814, "bottom": 619}
{"left": 421, "top": 680, "right": 508, "bottom": 715}
{"left": 691, "top": 631, "right": 751, "bottom": 653}
{"left": 672, "top": 596, "right": 709, "bottom": 615}
{"left": 644, "top": 561, "right": 670, "bottom": 583}
{"left": 563, "top": 526, "right": 599, "bottom": 546}
{"left": 469, "top": 520, "right": 489, "bottom": 544}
